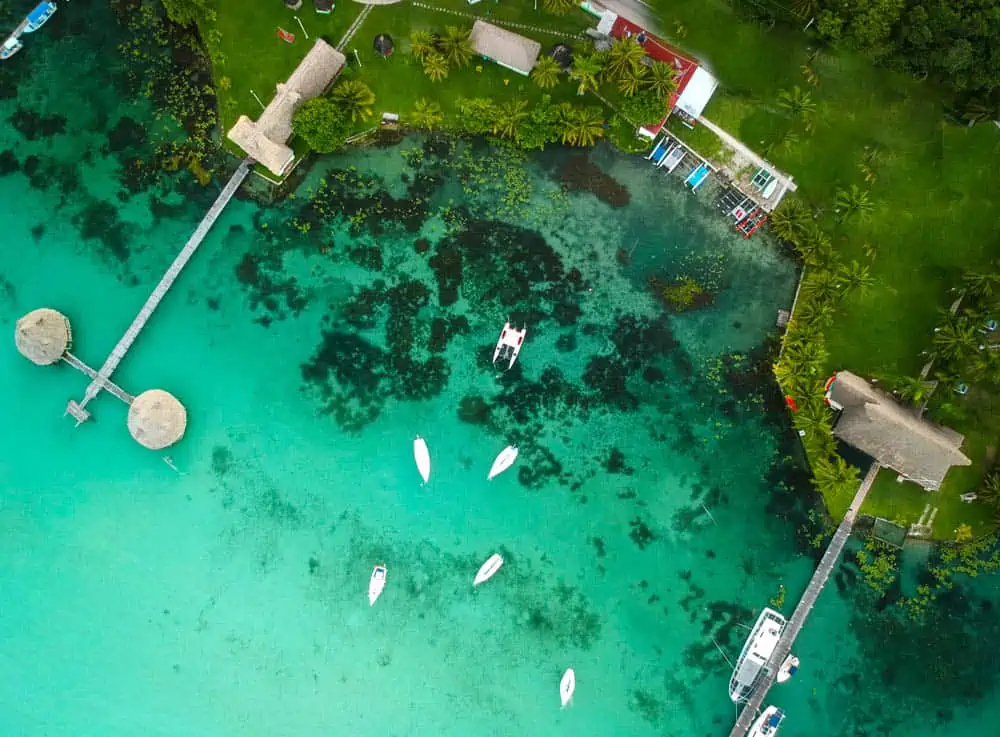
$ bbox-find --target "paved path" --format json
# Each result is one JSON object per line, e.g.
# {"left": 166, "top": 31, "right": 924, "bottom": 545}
{"left": 412, "top": 2, "right": 587, "bottom": 39}
{"left": 728, "top": 462, "right": 881, "bottom": 737}
{"left": 337, "top": 3, "right": 374, "bottom": 50}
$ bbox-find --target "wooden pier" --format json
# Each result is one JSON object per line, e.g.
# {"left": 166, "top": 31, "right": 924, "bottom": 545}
{"left": 728, "top": 462, "right": 881, "bottom": 737}
{"left": 70, "top": 159, "right": 252, "bottom": 418}
{"left": 62, "top": 352, "right": 134, "bottom": 404}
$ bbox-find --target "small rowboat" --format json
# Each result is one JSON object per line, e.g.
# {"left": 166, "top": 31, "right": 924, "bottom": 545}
{"left": 560, "top": 668, "right": 575, "bottom": 708}
{"left": 413, "top": 435, "right": 430, "bottom": 483}
{"left": 473, "top": 553, "right": 504, "bottom": 586}
{"left": 369, "top": 565, "right": 387, "bottom": 606}
{"left": 487, "top": 445, "right": 518, "bottom": 480}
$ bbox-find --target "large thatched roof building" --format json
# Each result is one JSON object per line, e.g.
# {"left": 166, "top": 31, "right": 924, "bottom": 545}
{"left": 825, "top": 371, "right": 971, "bottom": 490}
{"left": 469, "top": 20, "right": 541, "bottom": 76}
{"left": 128, "top": 389, "right": 187, "bottom": 450}
{"left": 227, "top": 39, "right": 346, "bottom": 177}
{"left": 15, "top": 308, "right": 71, "bottom": 365}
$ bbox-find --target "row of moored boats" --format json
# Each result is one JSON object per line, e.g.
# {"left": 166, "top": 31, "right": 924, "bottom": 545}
{"left": 369, "top": 321, "right": 575, "bottom": 706}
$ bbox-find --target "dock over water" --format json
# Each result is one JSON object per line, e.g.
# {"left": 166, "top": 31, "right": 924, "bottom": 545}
{"left": 728, "top": 462, "right": 881, "bottom": 737}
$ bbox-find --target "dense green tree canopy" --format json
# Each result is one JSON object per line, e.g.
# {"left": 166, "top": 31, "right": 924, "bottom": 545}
{"left": 161, "top": 0, "right": 214, "bottom": 27}
{"left": 292, "top": 97, "right": 350, "bottom": 153}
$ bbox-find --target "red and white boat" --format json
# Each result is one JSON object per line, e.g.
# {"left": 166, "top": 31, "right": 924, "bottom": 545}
{"left": 492, "top": 322, "right": 526, "bottom": 371}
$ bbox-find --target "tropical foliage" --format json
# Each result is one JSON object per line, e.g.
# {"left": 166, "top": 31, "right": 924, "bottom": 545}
{"left": 292, "top": 96, "right": 350, "bottom": 153}
{"left": 332, "top": 80, "right": 376, "bottom": 122}
{"left": 570, "top": 54, "right": 603, "bottom": 96}
{"left": 531, "top": 56, "right": 562, "bottom": 90}
{"left": 542, "top": 0, "right": 578, "bottom": 15}
{"left": 438, "top": 26, "right": 474, "bottom": 68}
{"left": 422, "top": 52, "right": 449, "bottom": 82}
{"left": 409, "top": 30, "right": 435, "bottom": 62}
{"left": 409, "top": 99, "right": 444, "bottom": 131}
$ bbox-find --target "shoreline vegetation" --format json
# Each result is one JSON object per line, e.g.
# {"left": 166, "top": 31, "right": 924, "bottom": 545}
{"left": 139, "top": 0, "right": 999, "bottom": 543}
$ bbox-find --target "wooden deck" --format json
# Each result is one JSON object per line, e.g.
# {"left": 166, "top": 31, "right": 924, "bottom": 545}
{"left": 728, "top": 462, "right": 881, "bottom": 737}
{"left": 72, "top": 159, "right": 252, "bottom": 414}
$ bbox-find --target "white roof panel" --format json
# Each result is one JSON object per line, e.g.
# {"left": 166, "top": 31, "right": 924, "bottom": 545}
{"left": 676, "top": 66, "right": 718, "bottom": 118}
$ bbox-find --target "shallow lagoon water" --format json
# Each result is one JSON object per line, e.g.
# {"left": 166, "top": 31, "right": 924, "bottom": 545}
{"left": 2, "top": 3, "right": 1000, "bottom": 737}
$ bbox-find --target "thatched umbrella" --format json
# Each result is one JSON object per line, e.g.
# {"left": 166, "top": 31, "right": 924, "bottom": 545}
{"left": 549, "top": 43, "right": 573, "bottom": 69}
{"left": 373, "top": 33, "right": 394, "bottom": 57}
{"left": 128, "top": 389, "right": 187, "bottom": 450}
{"left": 284, "top": 0, "right": 303, "bottom": 10}
{"left": 14, "top": 308, "right": 71, "bottom": 365}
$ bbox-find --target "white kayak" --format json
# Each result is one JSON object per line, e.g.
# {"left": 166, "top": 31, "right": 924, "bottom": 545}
{"left": 473, "top": 553, "right": 504, "bottom": 587}
{"left": 369, "top": 565, "right": 387, "bottom": 606}
{"left": 487, "top": 445, "right": 519, "bottom": 480}
{"left": 776, "top": 654, "right": 799, "bottom": 684}
{"left": 560, "top": 668, "right": 575, "bottom": 708}
{"left": 414, "top": 435, "right": 431, "bottom": 483}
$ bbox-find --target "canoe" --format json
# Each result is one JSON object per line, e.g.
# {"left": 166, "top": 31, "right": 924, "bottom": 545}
{"left": 473, "top": 553, "right": 504, "bottom": 587}
{"left": 487, "top": 445, "right": 518, "bottom": 480}
{"left": 414, "top": 435, "right": 430, "bottom": 483}
{"left": 560, "top": 668, "right": 575, "bottom": 708}
{"left": 369, "top": 565, "right": 387, "bottom": 606}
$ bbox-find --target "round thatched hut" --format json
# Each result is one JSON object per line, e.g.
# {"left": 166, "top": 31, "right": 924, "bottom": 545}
{"left": 374, "top": 33, "right": 394, "bottom": 57}
{"left": 284, "top": 0, "right": 303, "bottom": 10}
{"left": 128, "top": 389, "right": 187, "bottom": 450}
{"left": 549, "top": 43, "right": 573, "bottom": 69}
{"left": 14, "top": 308, "right": 71, "bottom": 365}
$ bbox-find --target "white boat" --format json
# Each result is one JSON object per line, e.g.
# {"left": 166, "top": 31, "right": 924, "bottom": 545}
{"left": 492, "top": 322, "right": 526, "bottom": 371}
{"left": 413, "top": 435, "right": 430, "bottom": 483}
{"left": 368, "top": 565, "right": 387, "bottom": 606}
{"left": 487, "top": 445, "right": 518, "bottom": 480}
{"left": 748, "top": 705, "right": 785, "bottom": 737}
{"left": 473, "top": 553, "right": 504, "bottom": 586}
{"left": 729, "top": 607, "right": 786, "bottom": 702}
{"left": 560, "top": 668, "right": 575, "bottom": 707}
{"left": 776, "top": 654, "right": 799, "bottom": 684}
{"left": 1, "top": 37, "right": 23, "bottom": 60}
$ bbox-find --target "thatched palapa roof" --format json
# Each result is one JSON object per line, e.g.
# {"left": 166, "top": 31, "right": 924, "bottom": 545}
{"left": 826, "top": 371, "right": 971, "bottom": 490}
{"left": 15, "top": 308, "right": 71, "bottom": 365}
{"left": 469, "top": 20, "right": 541, "bottom": 76}
{"left": 128, "top": 389, "right": 187, "bottom": 450}
{"left": 226, "top": 39, "right": 346, "bottom": 177}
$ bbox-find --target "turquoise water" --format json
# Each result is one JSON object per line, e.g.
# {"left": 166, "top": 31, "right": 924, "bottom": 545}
{"left": 3, "top": 3, "right": 1000, "bottom": 736}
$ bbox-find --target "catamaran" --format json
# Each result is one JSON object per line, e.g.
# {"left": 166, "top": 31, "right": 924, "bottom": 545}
{"left": 473, "top": 553, "right": 504, "bottom": 586}
{"left": 492, "top": 322, "right": 526, "bottom": 371}
{"left": 729, "top": 607, "right": 786, "bottom": 702}
{"left": 368, "top": 565, "right": 387, "bottom": 606}
{"left": 776, "top": 654, "right": 799, "bottom": 684}
{"left": 748, "top": 705, "right": 785, "bottom": 737}
{"left": 559, "top": 668, "right": 575, "bottom": 707}
{"left": 487, "top": 445, "right": 518, "bottom": 480}
{"left": 413, "top": 435, "right": 430, "bottom": 483}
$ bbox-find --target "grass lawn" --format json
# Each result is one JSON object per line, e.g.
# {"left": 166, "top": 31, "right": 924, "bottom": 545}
{"left": 642, "top": 0, "right": 1000, "bottom": 536}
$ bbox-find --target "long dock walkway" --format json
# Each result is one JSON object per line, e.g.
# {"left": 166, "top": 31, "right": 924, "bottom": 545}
{"left": 728, "top": 461, "right": 881, "bottom": 737}
{"left": 62, "top": 352, "right": 134, "bottom": 404}
{"left": 73, "top": 159, "right": 252, "bottom": 413}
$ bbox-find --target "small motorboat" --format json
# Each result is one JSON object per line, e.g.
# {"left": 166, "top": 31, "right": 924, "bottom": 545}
{"left": 748, "top": 705, "right": 784, "bottom": 737}
{"left": 492, "top": 322, "right": 526, "bottom": 371}
{"left": 560, "top": 668, "right": 575, "bottom": 708}
{"left": 487, "top": 445, "right": 518, "bottom": 480}
{"left": 23, "top": 1, "right": 57, "bottom": 33}
{"left": 368, "top": 565, "right": 387, "bottom": 606}
{"left": 1, "top": 37, "right": 23, "bottom": 60}
{"left": 413, "top": 435, "right": 430, "bottom": 483}
{"left": 473, "top": 553, "right": 504, "bottom": 587}
{"left": 776, "top": 654, "right": 799, "bottom": 684}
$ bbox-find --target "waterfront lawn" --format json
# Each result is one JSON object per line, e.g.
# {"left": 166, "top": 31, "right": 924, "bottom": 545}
{"left": 645, "top": 0, "right": 1000, "bottom": 535}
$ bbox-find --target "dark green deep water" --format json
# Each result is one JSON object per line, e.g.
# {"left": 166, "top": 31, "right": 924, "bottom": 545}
{"left": 2, "top": 2, "right": 1000, "bottom": 736}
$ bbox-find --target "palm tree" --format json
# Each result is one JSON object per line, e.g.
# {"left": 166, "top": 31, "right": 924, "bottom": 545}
{"left": 422, "top": 52, "right": 449, "bottom": 82}
{"left": 531, "top": 55, "right": 562, "bottom": 89}
{"left": 542, "top": 0, "right": 577, "bottom": 15}
{"left": 493, "top": 99, "right": 529, "bottom": 140}
{"left": 438, "top": 26, "right": 473, "bottom": 68}
{"left": 978, "top": 473, "right": 1000, "bottom": 508}
{"left": 891, "top": 375, "right": 934, "bottom": 406}
{"left": 796, "top": 298, "right": 836, "bottom": 329}
{"left": 834, "top": 184, "right": 873, "bottom": 222}
{"left": 768, "top": 198, "right": 810, "bottom": 244}
{"left": 410, "top": 99, "right": 444, "bottom": 131}
{"left": 559, "top": 105, "right": 604, "bottom": 146}
{"left": 777, "top": 86, "right": 816, "bottom": 123}
{"left": 617, "top": 65, "right": 648, "bottom": 96}
{"left": 800, "top": 267, "right": 842, "bottom": 303}
{"left": 646, "top": 61, "right": 677, "bottom": 101}
{"left": 606, "top": 37, "right": 646, "bottom": 80}
{"left": 791, "top": 0, "right": 820, "bottom": 20}
{"left": 837, "top": 260, "right": 874, "bottom": 293}
{"left": 332, "top": 80, "right": 376, "bottom": 122}
{"left": 793, "top": 396, "right": 833, "bottom": 440}
{"left": 409, "top": 30, "right": 435, "bottom": 62}
{"left": 812, "top": 455, "right": 860, "bottom": 503}
{"left": 570, "top": 54, "right": 603, "bottom": 96}
{"left": 794, "top": 222, "right": 832, "bottom": 268}
{"left": 933, "top": 317, "right": 979, "bottom": 362}
{"left": 963, "top": 268, "right": 1000, "bottom": 299}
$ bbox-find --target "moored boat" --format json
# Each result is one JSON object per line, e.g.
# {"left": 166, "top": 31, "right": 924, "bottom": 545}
{"left": 23, "top": 1, "right": 57, "bottom": 33}
{"left": 560, "top": 668, "right": 575, "bottom": 707}
{"left": 487, "top": 445, "right": 518, "bottom": 480}
{"left": 368, "top": 564, "right": 387, "bottom": 606}
{"left": 776, "top": 654, "right": 799, "bottom": 684}
{"left": 413, "top": 435, "right": 430, "bottom": 483}
{"left": 1, "top": 36, "right": 23, "bottom": 60}
{"left": 729, "top": 607, "right": 786, "bottom": 702}
{"left": 492, "top": 322, "right": 526, "bottom": 371}
{"left": 748, "top": 705, "right": 784, "bottom": 737}
{"left": 473, "top": 553, "right": 503, "bottom": 586}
